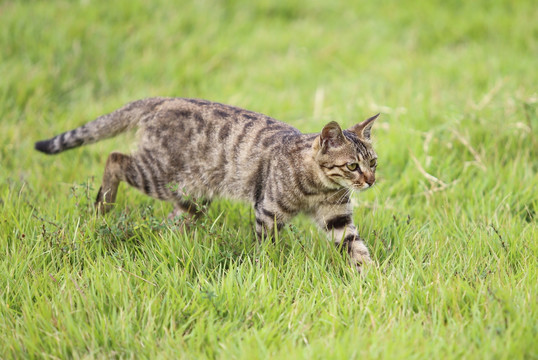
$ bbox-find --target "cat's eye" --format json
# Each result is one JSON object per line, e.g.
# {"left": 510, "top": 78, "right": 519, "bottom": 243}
{"left": 369, "top": 159, "right": 377, "bottom": 167}
{"left": 346, "top": 163, "right": 358, "bottom": 171}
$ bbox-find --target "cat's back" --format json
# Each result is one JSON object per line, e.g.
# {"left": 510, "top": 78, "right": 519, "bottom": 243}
{"left": 137, "top": 98, "right": 302, "bottom": 199}
{"left": 140, "top": 97, "right": 299, "bottom": 147}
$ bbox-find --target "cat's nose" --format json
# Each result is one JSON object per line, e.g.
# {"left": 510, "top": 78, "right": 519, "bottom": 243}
{"left": 365, "top": 175, "right": 375, "bottom": 186}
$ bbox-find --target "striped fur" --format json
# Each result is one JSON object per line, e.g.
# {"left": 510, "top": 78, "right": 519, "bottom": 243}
{"left": 35, "top": 98, "right": 379, "bottom": 272}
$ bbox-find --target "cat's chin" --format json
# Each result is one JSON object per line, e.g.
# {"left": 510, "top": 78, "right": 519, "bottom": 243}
{"left": 352, "top": 184, "right": 372, "bottom": 192}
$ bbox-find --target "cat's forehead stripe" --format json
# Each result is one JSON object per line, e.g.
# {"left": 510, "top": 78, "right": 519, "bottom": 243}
{"left": 343, "top": 131, "right": 369, "bottom": 158}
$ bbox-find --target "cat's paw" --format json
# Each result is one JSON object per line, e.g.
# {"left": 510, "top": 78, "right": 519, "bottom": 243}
{"left": 354, "top": 256, "right": 373, "bottom": 274}
{"left": 94, "top": 187, "right": 116, "bottom": 215}
{"left": 166, "top": 209, "right": 197, "bottom": 232}
{"left": 348, "top": 240, "right": 373, "bottom": 274}
{"left": 95, "top": 201, "right": 113, "bottom": 215}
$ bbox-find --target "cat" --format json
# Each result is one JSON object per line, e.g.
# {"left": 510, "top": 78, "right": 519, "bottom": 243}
{"left": 35, "top": 98, "right": 379, "bottom": 272}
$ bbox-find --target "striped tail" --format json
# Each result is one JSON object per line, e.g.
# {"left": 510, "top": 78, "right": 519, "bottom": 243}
{"left": 34, "top": 97, "right": 168, "bottom": 155}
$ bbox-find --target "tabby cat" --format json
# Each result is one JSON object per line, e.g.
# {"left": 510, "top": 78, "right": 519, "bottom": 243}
{"left": 35, "top": 98, "right": 379, "bottom": 272}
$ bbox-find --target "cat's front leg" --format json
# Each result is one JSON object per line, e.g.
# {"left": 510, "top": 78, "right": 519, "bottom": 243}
{"left": 254, "top": 204, "right": 285, "bottom": 242}
{"left": 314, "top": 208, "right": 372, "bottom": 272}
{"left": 342, "top": 232, "right": 372, "bottom": 273}
{"left": 254, "top": 195, "right": 300, "bottom": 242}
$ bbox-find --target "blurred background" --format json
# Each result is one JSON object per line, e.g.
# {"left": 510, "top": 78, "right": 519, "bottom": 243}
{"left": 0, "top": 1, "right": 536, "bottom": 358}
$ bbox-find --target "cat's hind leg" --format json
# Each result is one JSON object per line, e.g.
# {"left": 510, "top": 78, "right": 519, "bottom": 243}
{"left": 166, "top": 198, "right": 211, "bottom": 232}
{"left": 95, "top": 152, "right": 132, "bottom": 214}
{"left": 168, "top": 198, "right": 211, "bottom": 220}
{"left": 95, "top": 151, "right": 169, "bottom": 214}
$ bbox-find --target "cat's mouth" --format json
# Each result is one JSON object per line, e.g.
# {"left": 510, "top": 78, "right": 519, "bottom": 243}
{"left": 352, "top": 182, "right": 373, "bottom": 191}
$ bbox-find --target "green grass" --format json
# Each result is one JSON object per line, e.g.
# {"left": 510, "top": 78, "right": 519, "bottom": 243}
{"left": 1, "top": 0, "right": 537, "bottom": 358}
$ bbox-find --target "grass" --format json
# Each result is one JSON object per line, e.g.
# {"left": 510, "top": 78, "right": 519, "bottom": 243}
{"left": 1, "top": 0, "right": 537, "bottom": 358}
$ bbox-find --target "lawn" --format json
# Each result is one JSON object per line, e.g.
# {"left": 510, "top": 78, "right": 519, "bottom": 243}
{"left": 0, "top": 0, "right": 536, "bottom": 358}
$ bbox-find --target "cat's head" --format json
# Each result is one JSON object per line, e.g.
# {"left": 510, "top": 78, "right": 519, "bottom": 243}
{"left": 313, "top": 114, "right": 379, "bottom": 191}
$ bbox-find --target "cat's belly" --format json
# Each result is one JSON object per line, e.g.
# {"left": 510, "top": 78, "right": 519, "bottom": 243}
{"left": 171, "top": 169, "right": 253, "bottom": 203}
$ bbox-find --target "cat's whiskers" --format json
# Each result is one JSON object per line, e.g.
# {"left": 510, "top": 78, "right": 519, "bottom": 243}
{"left": 325, "top": 188, "right": 353, "bottom": 215}
{"left": 324, "top": 188, "right": 348, "bottom": 202}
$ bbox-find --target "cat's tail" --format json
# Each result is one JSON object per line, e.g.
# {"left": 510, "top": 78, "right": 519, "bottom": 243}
{"left": 34, "top": 97, "right": 169, "bottom": 155}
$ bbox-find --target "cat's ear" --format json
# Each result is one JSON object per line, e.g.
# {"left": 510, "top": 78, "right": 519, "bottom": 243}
{"left": 320, "top": 121, "right": 346, "bottom": 151}
{"left": 349, "top": 113, "right": 379, "bottom": 140}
